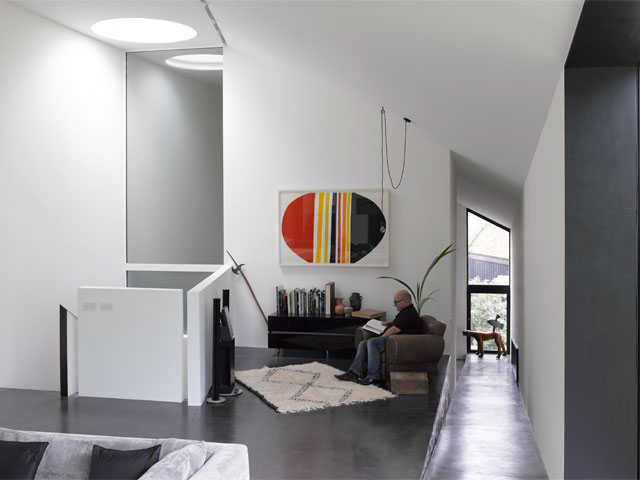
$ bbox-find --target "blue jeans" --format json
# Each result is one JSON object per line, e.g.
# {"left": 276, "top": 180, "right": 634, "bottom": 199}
{"left": 349, "top": 336, "right": 387, "bottom": 380}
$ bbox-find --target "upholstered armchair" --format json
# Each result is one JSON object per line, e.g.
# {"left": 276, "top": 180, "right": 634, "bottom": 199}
{"left": 354, "top": 315, "right": 446, "bottom": 386}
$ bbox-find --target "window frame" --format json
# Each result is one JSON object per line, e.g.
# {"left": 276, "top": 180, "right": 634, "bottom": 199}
{"left": 466, "top": 208, "right": 511, "bottom": 354}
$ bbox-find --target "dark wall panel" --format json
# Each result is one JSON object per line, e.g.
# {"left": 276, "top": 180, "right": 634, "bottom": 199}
{"left": 565, "top": 66, "right": 638, "bottom": 479}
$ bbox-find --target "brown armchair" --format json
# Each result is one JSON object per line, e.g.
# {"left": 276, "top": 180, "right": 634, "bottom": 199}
{"left": 354, "top": 315, "right": 446, "bottom": 388}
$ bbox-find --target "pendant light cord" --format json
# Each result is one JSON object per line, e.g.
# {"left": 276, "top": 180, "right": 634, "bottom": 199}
{"left": 380, "top": 106, "right": 411, "bottom": 214}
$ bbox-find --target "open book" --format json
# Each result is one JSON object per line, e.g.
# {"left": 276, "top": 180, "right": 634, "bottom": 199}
{"left": 362, "top": 319, "right": 386, "bottom": 335}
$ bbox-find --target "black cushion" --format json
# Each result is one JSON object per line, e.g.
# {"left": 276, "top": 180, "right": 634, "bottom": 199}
{"left": 0, "top": 439, "right": 49, "bottom": 480}
{"left": 89, "top": 444, "right": 161, "bottom": 480}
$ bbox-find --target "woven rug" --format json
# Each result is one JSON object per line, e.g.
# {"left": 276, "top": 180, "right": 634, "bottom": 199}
{"left": 235, "top": 361, "right": 395, "bottom": 414}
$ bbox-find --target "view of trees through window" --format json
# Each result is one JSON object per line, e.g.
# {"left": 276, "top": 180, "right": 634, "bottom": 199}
{"left": 467, "top": 211, "right": 510, "bottom": 352}
{"left": 469, "top": 293, "right": 507, "bottom": 351}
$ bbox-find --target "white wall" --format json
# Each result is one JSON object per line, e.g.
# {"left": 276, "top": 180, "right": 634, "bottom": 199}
{"left": 127, "top": 55, "right": 223, "bottom": 264}
{"left": 511, "top": 201, "right": 524, "bottom": 361}
{"left": 454, "top": 203, "right": 468, "bottom": 360}
{"left": 457, "top": 174, "right": 517, "bottom": 229}
{"left": 0, "top": 3, "right": 125, "bottom": 390}
{"left": 224, "top": 47, "right": 454, "bottom": 349}
{"left": 517, "top": 72, "right": 565, "bottom": 479}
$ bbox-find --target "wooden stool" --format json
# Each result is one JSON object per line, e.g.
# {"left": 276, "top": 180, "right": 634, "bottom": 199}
{"left": 389, "top": 371, "right": 429, "bottom": 394}
{"left": 462, "top": 330, "right": 508, "bottom": 358}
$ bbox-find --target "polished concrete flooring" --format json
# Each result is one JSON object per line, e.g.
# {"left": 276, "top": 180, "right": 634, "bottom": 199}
{"left": 426, "top": 354, "right": 548, "bottom": 480}
{"left": 0, "top": 348, "right": 449, "bottom": 479}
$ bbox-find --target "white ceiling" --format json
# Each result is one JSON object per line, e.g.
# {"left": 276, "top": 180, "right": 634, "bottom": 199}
{"left": 132, "top": 48, "right": 223, "bottom": 87}
{"left": 13, "top": 0, "right": 223, "bottom": 51}
{"left": 13, "top": 0, "right": 583, "bottom": 199}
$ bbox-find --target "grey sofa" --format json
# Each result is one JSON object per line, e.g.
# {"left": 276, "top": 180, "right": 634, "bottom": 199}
{"left": 0, "top": 427, "right": 249, "bottom": 479}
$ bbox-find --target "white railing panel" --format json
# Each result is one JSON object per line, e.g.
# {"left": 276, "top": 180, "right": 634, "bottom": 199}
{"left": 187, "top": 265, "right": 232, "bottom": 406}
{"left": 78, "top": 287, "right": 184, "bottom": 402}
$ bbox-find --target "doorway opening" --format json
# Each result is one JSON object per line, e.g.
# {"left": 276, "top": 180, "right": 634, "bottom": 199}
{"left": 466, "top": 209, "right": 510, "bottom": 354}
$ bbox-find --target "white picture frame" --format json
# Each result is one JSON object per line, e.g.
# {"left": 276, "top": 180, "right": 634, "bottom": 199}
{"left": 279, "top": 189, "right": 389, "bottom": 267}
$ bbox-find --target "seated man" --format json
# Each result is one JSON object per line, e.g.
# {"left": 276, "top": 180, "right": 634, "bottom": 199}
{"left": 335, "top": 289, "right": 422, "bottom": 386}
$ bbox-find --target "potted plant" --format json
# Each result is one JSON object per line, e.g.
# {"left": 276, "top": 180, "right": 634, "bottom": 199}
{"left": 378, "top": 243, "right": 455, "bottom": 314}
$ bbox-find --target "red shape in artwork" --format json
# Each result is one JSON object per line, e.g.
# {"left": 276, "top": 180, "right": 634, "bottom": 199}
{"left": 282, "top": 193, "right": 316, "bottom": 263}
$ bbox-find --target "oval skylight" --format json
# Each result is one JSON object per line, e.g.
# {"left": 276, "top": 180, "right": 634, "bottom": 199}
{"left": 165, "top": 54, "right": 223, "bottom": 71}
{"left": 91, "top": 18, "right": 197, "bottom": 44}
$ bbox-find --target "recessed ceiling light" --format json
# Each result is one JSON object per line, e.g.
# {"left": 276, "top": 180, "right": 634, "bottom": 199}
{"left": 91, "top": 18, "right": 197, "bottom": 44}
{"left": 165, "top": 54, "right": 223, "bottom": 71}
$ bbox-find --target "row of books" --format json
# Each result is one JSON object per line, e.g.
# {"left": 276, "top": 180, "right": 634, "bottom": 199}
{"left": 275, "top": 282, "right": 335, "bottom": 317}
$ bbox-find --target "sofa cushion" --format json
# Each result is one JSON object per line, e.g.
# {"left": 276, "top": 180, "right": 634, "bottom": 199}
{"left": 0, "top": 440, "right": 48, "bottom": 479}
{"left": 89, "top": 444, "right": 160, "bottom": 479}
{"left": 139, "top": 442, "right": 206, "bottom": 480}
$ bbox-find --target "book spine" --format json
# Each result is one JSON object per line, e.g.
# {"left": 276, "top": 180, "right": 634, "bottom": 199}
{"left": 302, "top": 290, "right": 309, "bottom": 317}
{"left": 283, "top": 290, "right": 288, "bottom": 316}
{"left": 281, "top": 289, "right": 287, "bottom": 316}
{"left": 325, "top": 282, "right": 335, "bottom": 316}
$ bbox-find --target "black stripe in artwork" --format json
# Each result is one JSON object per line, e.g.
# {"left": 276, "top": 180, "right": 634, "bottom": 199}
{"left": 350, "top": 193, "right": 386, "bottom": 263}
{"left": 330, "top": 192, "right": 337, "bottom": 263}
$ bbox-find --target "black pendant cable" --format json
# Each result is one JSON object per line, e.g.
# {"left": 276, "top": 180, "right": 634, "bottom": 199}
{"left": 380, "top": 106, "right": 411, "bottom": 233}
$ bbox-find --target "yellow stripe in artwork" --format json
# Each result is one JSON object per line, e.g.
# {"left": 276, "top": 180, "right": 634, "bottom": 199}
{"left": 346, "top": 193, "right": 351, "bottom": 263}
{"left": 315, "top": 193, "right": 324, "bottom": 263}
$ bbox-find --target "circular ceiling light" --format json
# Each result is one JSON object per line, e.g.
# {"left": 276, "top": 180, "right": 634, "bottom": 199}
{"left": 165, "top": 54, "right": 223, "bottom": 71}
{"left": 91, "top": 18, "right": 197, "bottom": 44}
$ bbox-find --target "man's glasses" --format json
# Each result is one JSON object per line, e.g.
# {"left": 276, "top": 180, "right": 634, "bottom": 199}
{"left": 393, "top": 299, "right": 401, "bottom": 305}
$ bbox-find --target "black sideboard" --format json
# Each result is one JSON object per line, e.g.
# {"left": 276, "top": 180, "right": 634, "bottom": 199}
{"left": 268, "top": 314, "right": 373, "bottom": 354}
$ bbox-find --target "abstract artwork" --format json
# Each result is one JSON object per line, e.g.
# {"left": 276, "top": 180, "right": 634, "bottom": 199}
{"left": 279, "top": 189, "right": 389, "bottom": 266}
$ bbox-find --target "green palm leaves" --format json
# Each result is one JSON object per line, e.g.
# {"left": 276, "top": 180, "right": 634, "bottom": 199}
{"left": 378, "top": 243, "right": 455, "bottom": 314}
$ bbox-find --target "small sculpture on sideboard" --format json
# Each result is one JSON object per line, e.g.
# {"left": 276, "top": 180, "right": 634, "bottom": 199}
{"left": 349, "top": 292, "right": 362, "bottom": 311}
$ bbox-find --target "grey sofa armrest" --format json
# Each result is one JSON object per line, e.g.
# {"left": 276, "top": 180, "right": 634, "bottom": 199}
{"left": 385, "top": 334, "right": 444, "bottom": 365}
{"left": 189, "top": 444, "right": 249, "bottom": 480}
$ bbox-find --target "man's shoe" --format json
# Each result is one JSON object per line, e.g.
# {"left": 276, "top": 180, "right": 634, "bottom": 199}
{"left": 358, "top": 377, "right": 382, "bottom": 386}
{"left": 335, "top": 371, "right": 360, "bottom": 382}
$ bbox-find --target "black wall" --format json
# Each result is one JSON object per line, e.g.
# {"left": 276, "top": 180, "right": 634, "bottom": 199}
{"left": 565, "top": 66, "right": 638, "bottom": 478}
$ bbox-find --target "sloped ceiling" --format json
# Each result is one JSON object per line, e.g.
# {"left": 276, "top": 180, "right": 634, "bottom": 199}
{"left": 15, "top": 0, "right": 583, "bottom": 198}
{"left": 211, "top": 1, "right": 583, "bottom": 198}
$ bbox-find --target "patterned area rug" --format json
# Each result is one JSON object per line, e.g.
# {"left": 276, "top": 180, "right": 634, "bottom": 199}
{"left": 235, "top": 362, "right": 395, "bottom": 414}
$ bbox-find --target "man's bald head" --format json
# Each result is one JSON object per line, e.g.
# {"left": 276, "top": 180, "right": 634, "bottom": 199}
{"left": 393, "top": 290, "right": 412, "bottom": 311}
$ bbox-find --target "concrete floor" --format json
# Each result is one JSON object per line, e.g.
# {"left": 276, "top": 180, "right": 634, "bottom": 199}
{"left": 0, "top": 347, "right": 449, "bottom": 479}
{"left": 426, "top": 354, "right": 547, "bottom": 480}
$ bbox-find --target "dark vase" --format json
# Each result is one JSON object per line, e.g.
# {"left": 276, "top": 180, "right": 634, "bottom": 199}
{"left": 349, "top": 292, "right": 362, "bottom": 311}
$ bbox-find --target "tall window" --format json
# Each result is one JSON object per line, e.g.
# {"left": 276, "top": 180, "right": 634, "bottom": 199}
{"left": 467, "top": 209, "right": 510, "bottom": 353}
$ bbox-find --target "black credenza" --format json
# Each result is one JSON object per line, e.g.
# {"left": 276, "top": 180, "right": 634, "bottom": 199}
{"left": 268, "top": 314, "right": 368, "bottom": 354}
